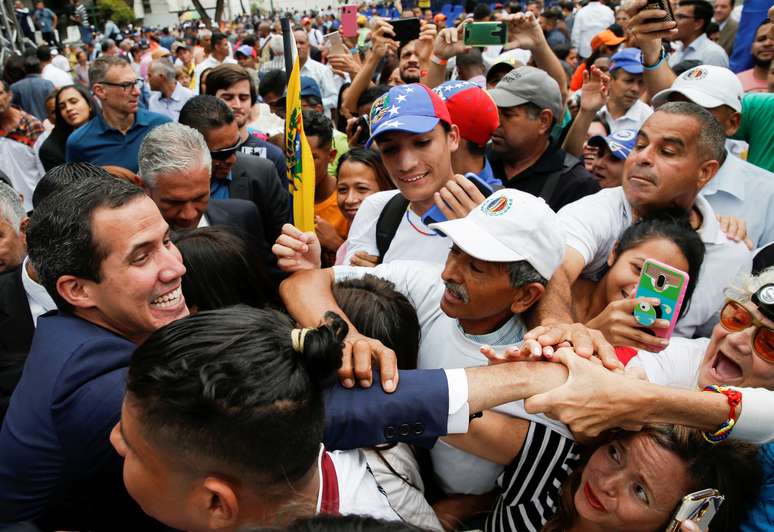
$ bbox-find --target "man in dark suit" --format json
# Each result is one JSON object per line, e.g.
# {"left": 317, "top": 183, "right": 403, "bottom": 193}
{"left": 137, "top": 122, "right": 279, "bottom": 278}
{"left": 0, "top": 266, "right": 33, "bottom": 423}
{"left": 178, "top": 96, "right": 290, "bottom": 246}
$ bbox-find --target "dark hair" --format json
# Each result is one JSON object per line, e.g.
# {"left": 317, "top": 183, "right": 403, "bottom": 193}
{"left": 172, "top": 227, "right": 274, "bottom": 311}
{"left": 27, "top": 174, "right": 144, "bottom": 312}
{"left": 259, "top": 68, "right": 287, "bottom": 99}
{"left": 456, "top": 48, "right": 485, "bottom": 70}
{"left": 3, "top": 56, "right": 26, "bottom": 86}
{"left": 473, "top": 3, "right": 491, "bottom": 19}
{"left": 23, "top": 54, "right": 42, "bottom": 75}
{"left": 126, "top": 306, "right": 347, "bottom": 488}
{"left": 336, "top": 148, "right": 394, "bottom": 191}
{"left": 47, "top": 84, "right": 97, "bottom": 151}
{"left": 32, "top": 161, "right": 113, "bottom": 208}
{"left": 262, "top": 514, "right": 423, "bottom": 532}
{"left": 179, "top": 95, "right": 235, "bottom": 134}
{"left": 333, "top": 275, "right": 420, "bottom": 370}
{"left": 198, "top": 67, "right": 213, "bottom": 95}
{"left": 302, "top": 109, "right": 333, "bottom": 148}
{"left": 35, "top": 45, "right": 52, "bottom": 63}
{"left": 678, "top": 0, "right": 713, "bottom": 32}
{"left": 671, "top": 59, "right": 703, "bottom": 76}
{"left": 544, "top": 426, "right": 761, "bottom": 532}
{"left": 210, "top": 31, "right": 228, "bottom": 48}
{"left": 205, "top": 63, "right": 257, "bottom": 105}
{"left": 613, "top": 208, "right": 704, "bottom": 319}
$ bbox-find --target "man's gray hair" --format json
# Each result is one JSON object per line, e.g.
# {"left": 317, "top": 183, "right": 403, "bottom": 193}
{"left": 198, "top": 28, "right": 212, "bottom": 39}
{"left": 655, "top": 101, "right": 726, "bottom": 163}
{"left": 88, "top": 55, "right": 131, "bottom": 86}
{"left": 0, "top": 182, "right": 25, "bottom": 232}
{"left": 149, "top": 58, "right": 176, "bottom": 82}
{"left": 138, "top": 123, "right": 212, "bottom": 189}
{"left": 506, "top": 260, "right": 548, "bottom": 289}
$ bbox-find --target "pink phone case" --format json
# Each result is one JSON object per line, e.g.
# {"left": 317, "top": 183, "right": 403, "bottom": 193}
{"left": 633, "top": 258, "right": 689, "bottom": 342}
{"left": 341, "top": 5, "right": 358, "bottom": 38}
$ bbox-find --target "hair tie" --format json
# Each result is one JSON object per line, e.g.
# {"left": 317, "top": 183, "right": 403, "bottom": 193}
{"left": 291, "top": 328, "right": 312, "bottom": 353}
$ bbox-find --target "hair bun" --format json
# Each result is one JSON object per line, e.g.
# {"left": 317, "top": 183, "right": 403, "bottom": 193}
{"left": 300, "top": 311, "right": 348, "bottom": 381}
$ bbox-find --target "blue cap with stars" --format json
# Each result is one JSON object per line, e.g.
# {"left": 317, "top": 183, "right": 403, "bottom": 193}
{"left": 365, "top": 83, "right": 452, "bottom": 148}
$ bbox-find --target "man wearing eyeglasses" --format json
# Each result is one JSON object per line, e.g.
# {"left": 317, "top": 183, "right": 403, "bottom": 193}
{"left": 668, "top": 0, "right": 729, "bottom": 68}
{"left": 66, "top": 55, "right": 171, "bottom": 174}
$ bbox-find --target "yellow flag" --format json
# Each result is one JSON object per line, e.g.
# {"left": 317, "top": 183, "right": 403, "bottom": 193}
{"left": 285, "top": 31, "right": 316, "bottom": 233}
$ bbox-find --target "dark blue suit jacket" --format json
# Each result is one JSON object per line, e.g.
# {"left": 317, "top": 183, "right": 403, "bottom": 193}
{"left": 0, "top": 313, "right": 450, "bottom": 528}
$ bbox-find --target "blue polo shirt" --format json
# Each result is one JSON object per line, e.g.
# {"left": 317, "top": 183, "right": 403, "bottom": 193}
{"left": 65, "top": 108, "right": 171, "bottom": 173}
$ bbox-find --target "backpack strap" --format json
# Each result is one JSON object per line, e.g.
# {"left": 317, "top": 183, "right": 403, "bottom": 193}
{"left": 375, "top": 194, "right": 410, "bottom": 261}
{"left": 538, "top": 151, "right": 580, "bottom": 206}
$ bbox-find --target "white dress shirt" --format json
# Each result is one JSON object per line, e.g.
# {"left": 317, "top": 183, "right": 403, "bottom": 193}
{"left": 598, "top": 99, "right": 653, "bottom": 133}
{"left": 571, "top": 1, "right": 615, "bottom": 58}
{"left": 300, "top": 58, "right": 339, "bottom": 113}
{"left": 668, "top": 33, "right": 729, "bottom": 68}
{"left": 148, "top": 82, "right": 196, "bottom": 121}
{"left": 21, "top": 257, "right": 56, "bottom": 326}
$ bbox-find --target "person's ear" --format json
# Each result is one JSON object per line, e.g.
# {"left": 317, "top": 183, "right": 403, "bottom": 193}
{"left": 92, "top": 83, "right": 106, "bottom": 101}
{"left": 201, "top": 477, "right": 240, "bottom": 530}
{"left": 446, "top": 123, "right": 460, "bottom": 153}
{"left": 607, "top": 244, "right": 618, "bottom": 268}
{"left": 19, "top": 216, "right": 29, "bottom": 250}
{"left": 56, "top": 275, "right": 99, "bottom": 310}
{"left": 329, "top": 148, "right": 337, "bottom": 161}
{"left": 538, "top": 109, "right": 554, "bottom": 136}
{"left": 510, "top": 282, "right": 545, "bottom": 314}
{"left": 724, "top": 111, "right": 741, "bottom": 137}
{"left": 696, "top": 158, "right": 720, "bottom": 190}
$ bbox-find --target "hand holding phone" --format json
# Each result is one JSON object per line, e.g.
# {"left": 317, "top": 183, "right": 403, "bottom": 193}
{"left": 665, "top": 489, "right": 724, "bottom": 532}
{"left": 422, "top": 173, "right": 494, "bottom": 227}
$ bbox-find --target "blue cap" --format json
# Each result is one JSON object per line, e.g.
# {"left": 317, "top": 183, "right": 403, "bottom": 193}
{"left": 588, "top": 128, "right": 638, "bottom": 160}
{"left": 609, "top": 48, "right": 644, "bottom": 75}
{"left": 366, "top": 84, "right": 451, "bottom": 147}
{"left": 300, "top": 76, "right": 322, "bottom": 100}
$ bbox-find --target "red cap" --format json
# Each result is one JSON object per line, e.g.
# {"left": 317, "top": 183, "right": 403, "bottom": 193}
{"left": 433, "top": 81, "right": 499, "bottom": 147}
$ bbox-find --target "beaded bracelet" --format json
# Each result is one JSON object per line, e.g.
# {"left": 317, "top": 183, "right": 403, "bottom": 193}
{"left": 702, "top": 385, "right": 742, "bottom": 444}
{"left": 641, "top": 47, "right": 667, "bottom": 71}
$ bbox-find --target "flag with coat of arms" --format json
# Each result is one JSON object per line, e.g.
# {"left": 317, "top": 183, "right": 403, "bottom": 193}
{"left": 284, "top": 25, "right": 315, "bottom": 232}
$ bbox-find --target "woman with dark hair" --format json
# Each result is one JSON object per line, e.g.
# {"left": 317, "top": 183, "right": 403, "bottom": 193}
{"left": 172, "top": 226, "right": 275, "bottom": 312}
{"left": 570, "top": 209, "right": 705, "bottom": 356}
{"left": 113, "top": 307, "right": 399, "bottom": 529}
{"left": 37, "top": 84, "right": 96, "bottom": 171}
{"left": 333, "top": 148, "right": 394, "bottom": 265}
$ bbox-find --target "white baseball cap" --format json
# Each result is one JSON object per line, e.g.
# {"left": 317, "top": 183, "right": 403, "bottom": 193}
{"left": 652, "top": 65, "right": 743, "bottom": 113}
{"left": 429, "top": 189, "right": 565, "bottom": 279}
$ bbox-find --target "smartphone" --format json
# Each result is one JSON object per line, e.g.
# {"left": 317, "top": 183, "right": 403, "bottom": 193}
{"left": 633, "top": 259, "right": 689, "bottom": 342}
{"left": 324, "top": 31, "right": 350, "bottom": 55}
{"left": 340, "top": 5, "right": 358, "bottom": 38}
{"left": 353, "top": 115, "right": 370, "bottom": 146}
{"left": 463, "top": 22, "right": 508, "bottom": 46}
{"left": 422, "top": 173, "right": 495, "bottom": 228}
{"left": 665, "top": 489, "right": 724, "bottom": 532}
{"left": 389, "top": 18, "right": 421, "bottom": 44}
{"left": 644, "top": 0, "right": 675, "bottom": 23}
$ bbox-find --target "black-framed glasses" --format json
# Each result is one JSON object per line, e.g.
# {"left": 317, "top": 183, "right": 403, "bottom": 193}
{"left": 209, "top": 139, "right": 241, "bottom": 160}
{"left": 98, "top": 79, "right": 143, "bottom": 92}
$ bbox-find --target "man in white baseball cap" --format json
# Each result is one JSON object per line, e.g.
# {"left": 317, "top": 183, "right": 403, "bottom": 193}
{"left": 652, "top": 65, "right": 774, "bottom": 248}
{"left": 279, "top": 188, "right": 571, "bottom": 502}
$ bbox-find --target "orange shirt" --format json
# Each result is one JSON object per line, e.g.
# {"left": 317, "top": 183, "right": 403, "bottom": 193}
{"left": 315, "top": 190, "right": 350, "bottom": 239}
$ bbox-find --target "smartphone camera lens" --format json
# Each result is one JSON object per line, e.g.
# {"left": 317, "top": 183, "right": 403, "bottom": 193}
{"left": 656, "top": 274, "right": 667, "bottom": 290}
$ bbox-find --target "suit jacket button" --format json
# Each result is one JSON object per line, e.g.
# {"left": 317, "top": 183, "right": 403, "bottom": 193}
{"left": 413, "top": 422, "right": 424, "bottom": 435}
{"left": 399, "top": 423, "right": 410, "bottom": 436}
{"left": 384, "top": 426, "right": 396, "bottom": 440}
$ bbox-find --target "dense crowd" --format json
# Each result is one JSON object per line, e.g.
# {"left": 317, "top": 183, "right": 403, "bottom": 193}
{"left": 1, "top": 0, "right": 774, "bottom": 530}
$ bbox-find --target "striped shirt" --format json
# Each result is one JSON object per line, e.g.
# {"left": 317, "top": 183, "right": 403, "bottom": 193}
{"left": 486, "top": 423, "right": 580, "bottom": 532}
{"left": 74, "top": 3, "right": 88, "bottom": 26}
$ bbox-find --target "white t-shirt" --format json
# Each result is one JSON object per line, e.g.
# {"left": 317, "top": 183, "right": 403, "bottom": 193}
{"left": 558, "top": 187, "right": 751, "bottom": 338}
{"left": 334, "top": 261, "right": 572, "bottom": 495}
{"left": 344, "top": 190, "right": 453, "bottom": 266}
{"left": 317, "top": 448, "right": 399, "bottom": 519}
{"left": 42, "top": 63, "right": 73, "bottom": 88}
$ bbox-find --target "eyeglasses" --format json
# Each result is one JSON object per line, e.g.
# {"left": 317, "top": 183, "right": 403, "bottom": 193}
{"left": 674, "top": 14, "right": 697, "bottom": 20}
{"left": 719, "top": 300, "right": 774, "bottom": 363}
{"left": 209, "top": 139, "right": 241, "bottom": 161}
{"left": 98, "top": 79, "right": 143, "bottom": 92}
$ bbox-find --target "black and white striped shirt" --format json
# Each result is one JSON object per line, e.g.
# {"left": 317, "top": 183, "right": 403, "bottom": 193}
{"left": 486, "top": 422, "right": 580, "bottom": 532}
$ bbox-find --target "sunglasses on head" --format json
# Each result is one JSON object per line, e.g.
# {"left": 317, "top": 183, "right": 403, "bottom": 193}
{"left": 719, "top": 300, "right": 774, "bottom": 363}
{"left": 209, "top": 140, "right": 240, "bottom": 161}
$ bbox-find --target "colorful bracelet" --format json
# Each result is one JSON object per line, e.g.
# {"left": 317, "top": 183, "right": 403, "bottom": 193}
{"left": 701, "top": 385, "right": 742, "bottom": 444}
{"left": 430, "top": 54, "right": 448, "bottom": 66}
{"left": 641, "top": 47, "right": 667, "bottom": 71}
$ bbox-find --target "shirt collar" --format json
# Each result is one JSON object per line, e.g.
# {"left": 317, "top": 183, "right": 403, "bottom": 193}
{"left": 21, "top": 256, "right": 56, "bottom": 312}
{"left": 701, "top": 151, "right": 746, "bottom": 201}
{"left": 686, "top": 33, "right": 708, "bottom": 52}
